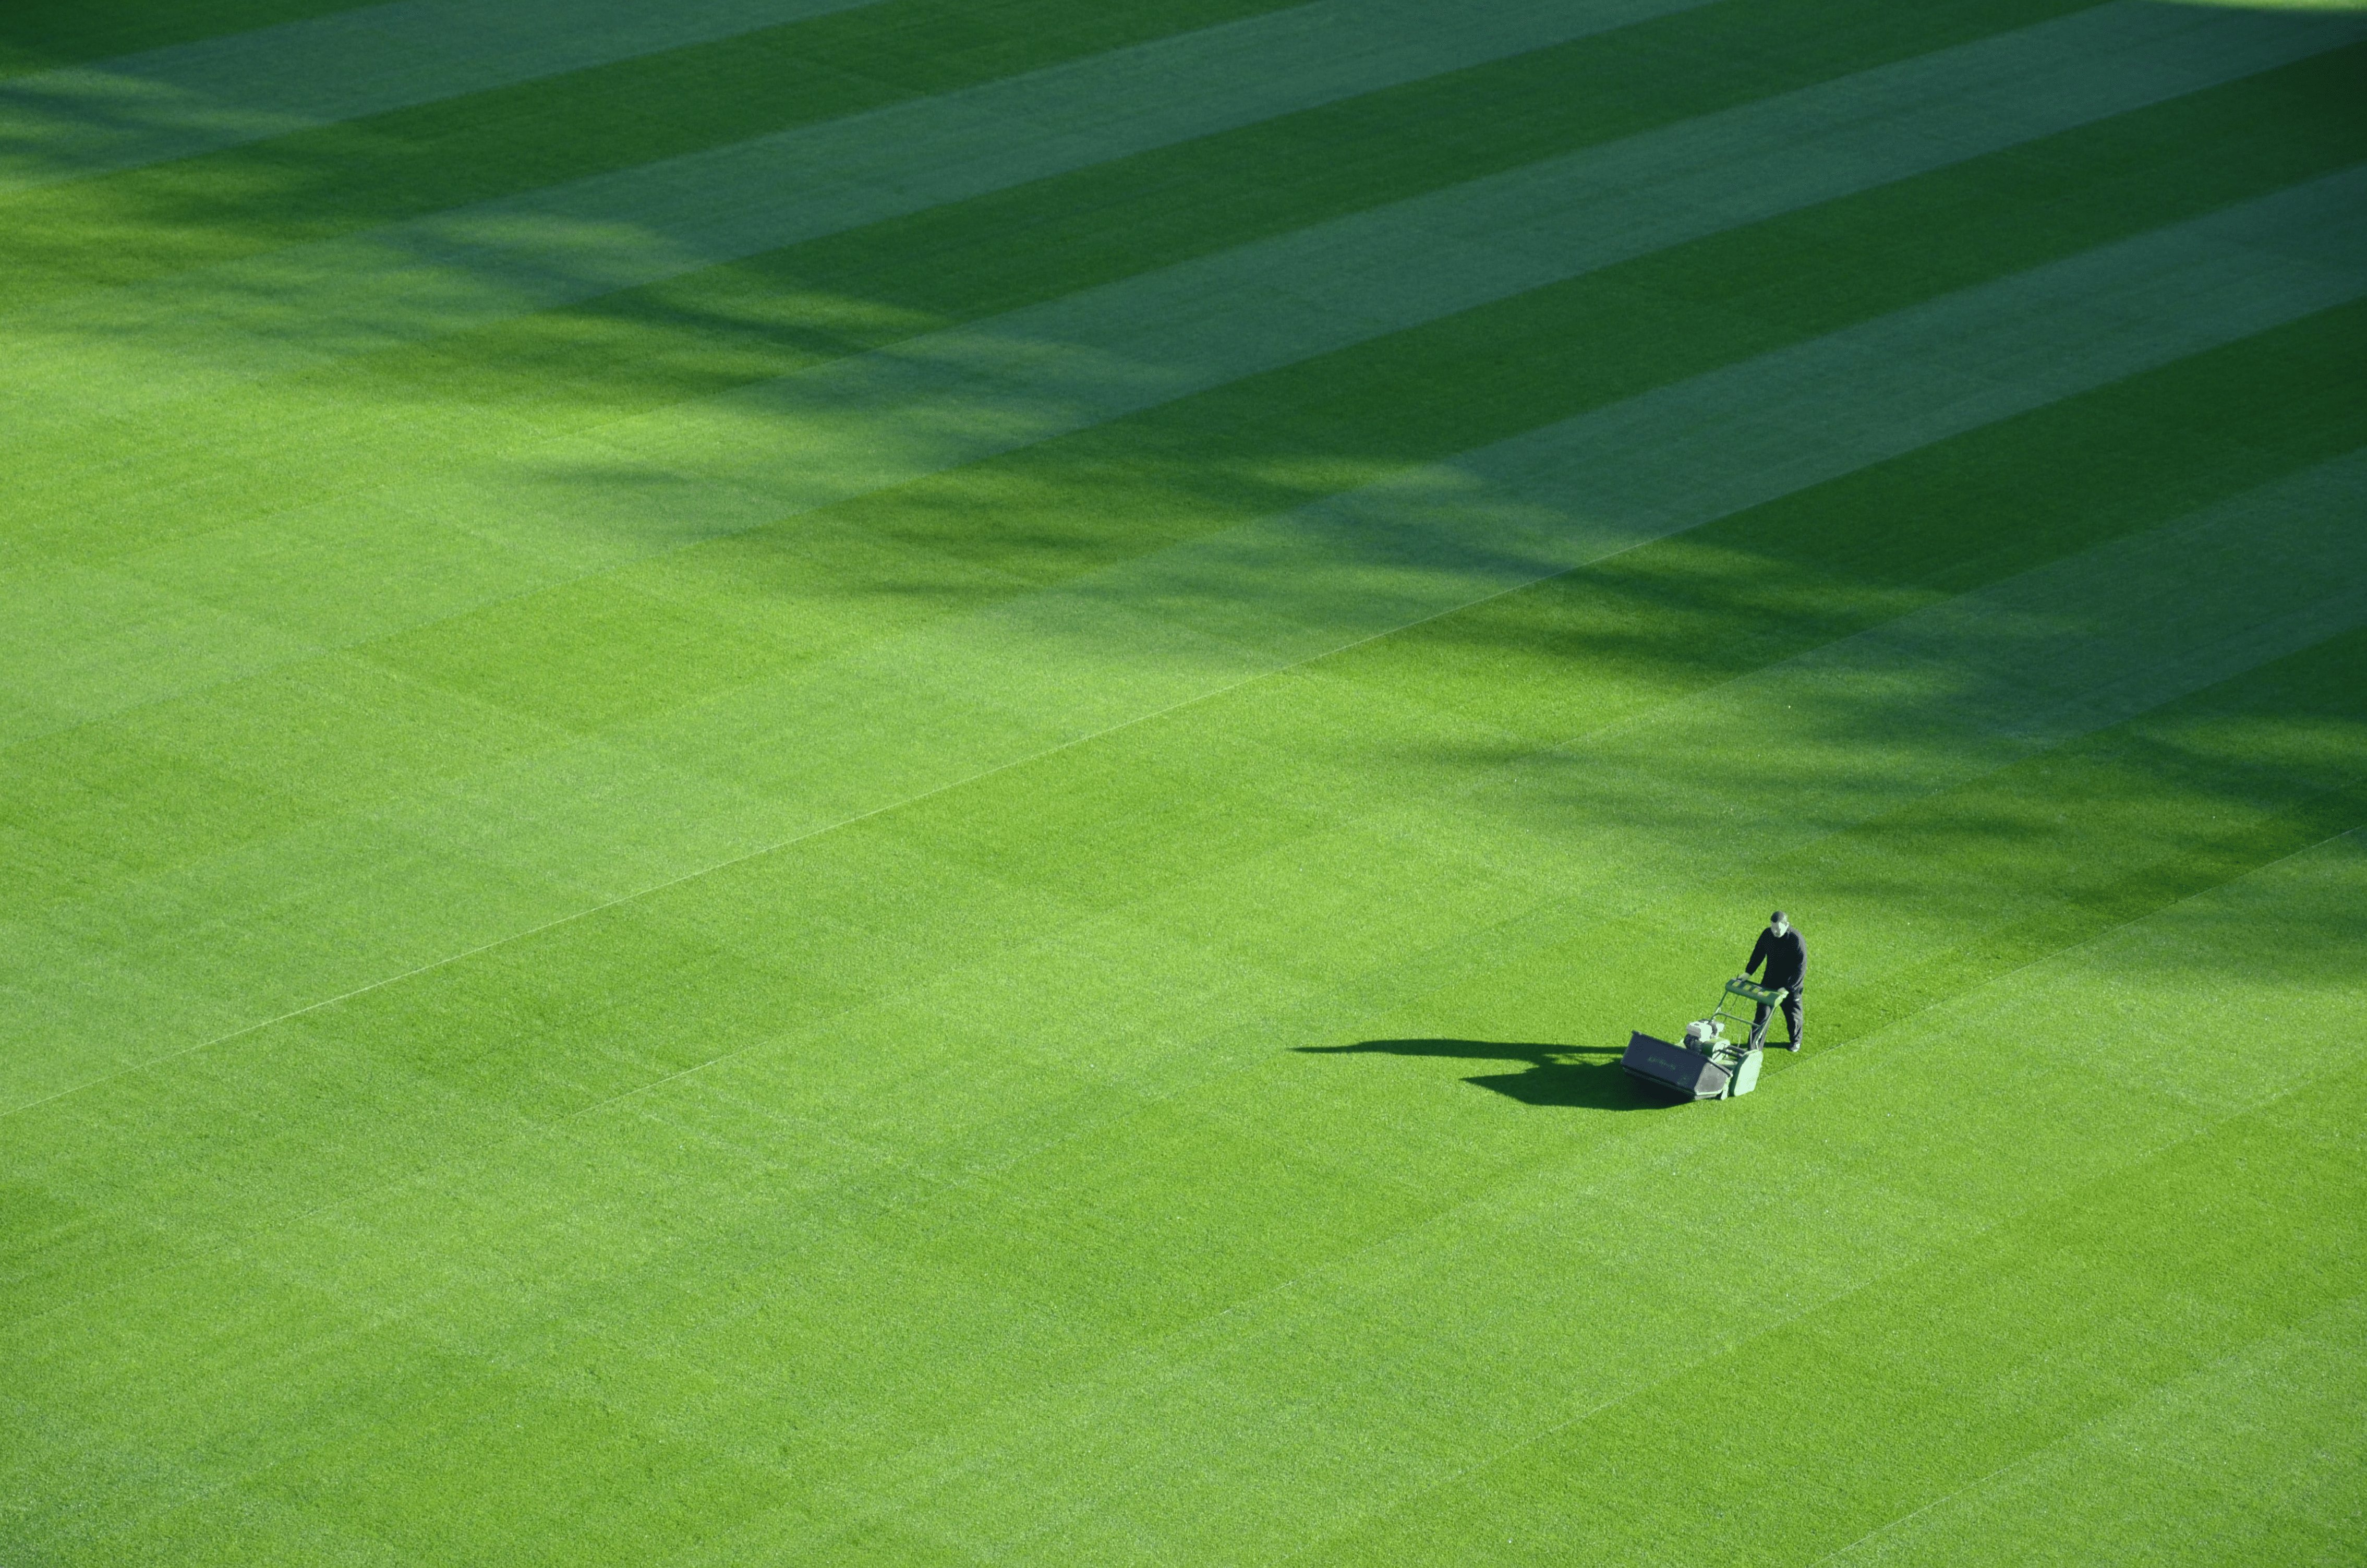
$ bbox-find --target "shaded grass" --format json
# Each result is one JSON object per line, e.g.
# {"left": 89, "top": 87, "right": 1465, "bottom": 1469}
{"left": 1803, "top": 628, "right": 2367, "bottom": 1045}
{"left": 820, "top": 52, "right": 2367, "bottom": 586}
{"left": 1322, "top": 299, "right": 2367, "bottom": 746}
{"left": 0, "top": 0, "right": 1295, "bottom": 298}
{"left": 0, "top": 0, "right": 366, "bottom": 78}
{"left": 505, "top": 0, "right": 2097, "bottom": 394}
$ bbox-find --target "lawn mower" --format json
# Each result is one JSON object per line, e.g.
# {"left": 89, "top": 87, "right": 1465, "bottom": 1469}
{"left": 1620, "top": 976, "right": 1789, "bottom": 1100}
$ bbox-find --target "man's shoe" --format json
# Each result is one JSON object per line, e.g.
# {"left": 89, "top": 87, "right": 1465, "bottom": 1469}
{"left": 1783, "top": 1041, "right": 1801, "bottom": 1053}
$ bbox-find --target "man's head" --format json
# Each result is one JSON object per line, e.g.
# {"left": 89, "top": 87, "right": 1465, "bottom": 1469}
{"left": 1769, "top": 910, "right": 1790, "bottom": 936}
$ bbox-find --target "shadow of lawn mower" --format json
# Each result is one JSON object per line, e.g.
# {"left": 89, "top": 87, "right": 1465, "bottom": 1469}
{"left": 1621, "top": 977, "right": 1790, "bottom": 1102}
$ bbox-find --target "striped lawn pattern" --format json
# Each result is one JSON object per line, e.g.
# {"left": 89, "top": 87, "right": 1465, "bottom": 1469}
{"left": 0, "top": 0, "right": 903, "bottom": 191}
{"left": 3, "top": 1, "right": 2363, "bottom": 1563}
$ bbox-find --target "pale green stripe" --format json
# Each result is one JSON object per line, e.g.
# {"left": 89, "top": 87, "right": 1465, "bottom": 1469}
{"left": 0, "top": 0, "right": 1719, "bottom": 433}
{"left": 1830, "top": 1292, "right": 2367, "bottom": 1565}
{"left": 0, "top": 0, "right": 897, "bottom": 194}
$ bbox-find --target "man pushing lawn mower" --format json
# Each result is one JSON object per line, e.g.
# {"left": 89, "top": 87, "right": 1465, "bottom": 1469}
{"left": 1743, "top": 910, "right": 1805, "bottom": 1052}
{"left": 1619, "top": 909, "right": 1809, "bottom": 1100}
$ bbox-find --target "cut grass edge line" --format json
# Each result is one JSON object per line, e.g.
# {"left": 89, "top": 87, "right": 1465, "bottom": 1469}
{"left": 20, "top": 831, "right": 2359, "bottom": 1563}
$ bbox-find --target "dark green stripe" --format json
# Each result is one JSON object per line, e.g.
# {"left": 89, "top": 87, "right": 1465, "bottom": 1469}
{"left": 375, "top": 0, "right": 2109, "bottom": 406}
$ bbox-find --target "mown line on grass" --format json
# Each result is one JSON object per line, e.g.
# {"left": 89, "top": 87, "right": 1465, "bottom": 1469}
{"left": 0, "top": 0, "right": 2101, "bottom": 476}
{"left": 762, "top": 836, "right": 2367, "bottom": 1562}
{"left": 7, "top": 432, "right": 2359, "bottom": 1340}
{"left": 6, "top": 178, "right": 2360, "bottom": 1115}
{"left": 0, "top": 0, "right": 1412, "bottom": 290}
{"left": 9, "top": 568, "right": 2357, "bottom": 1563}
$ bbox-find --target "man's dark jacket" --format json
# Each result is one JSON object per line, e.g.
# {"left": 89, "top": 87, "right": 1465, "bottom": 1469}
{"left": 1747, "top": 927, "right": 1806, "bottom": 991}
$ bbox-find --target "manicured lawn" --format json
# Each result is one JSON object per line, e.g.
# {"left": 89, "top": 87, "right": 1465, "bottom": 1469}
{"left": 3, "top": 1, "right": 2361, "bottom": 1562}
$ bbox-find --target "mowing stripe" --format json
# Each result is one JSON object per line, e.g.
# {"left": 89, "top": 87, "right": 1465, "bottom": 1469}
{"left": 0, "top": 3, "right": 372, "bottom": 81}
{"left": 3, "top": 176, "right": 2359, "bottom": 1111}
{"left": 339, "top": 6, "right": 2367, "bottom": 563}
{"left": 3, "top": 0, "right": 2126, "bottom": 508}
{"left": 995, "top": 171, "right": 2367, "bottom": 672}
{"left": 0, "top": 0, "right": 900, "bottom": 194}
{"left": 0, "top": 0, "right": 1720, "bottom": 421}
{"left": 14, "top": 706, "right": 2355, "bottom": 1554}
{"left": 597, "top": 172, "right": 2367, "bottom": 824}
{"left": 9, "top": 33, "right": 2356, "bottom": 749}
{"left": 1813, "top": 1293, "right": 2367, "bottom": 1565}
{"left": 7, "top": 0, "right": 2351, "bottom": 447}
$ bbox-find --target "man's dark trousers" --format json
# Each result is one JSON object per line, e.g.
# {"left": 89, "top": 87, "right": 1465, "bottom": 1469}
{"left": 1749, "top": 982, "right": 1803, "bottom": 1050}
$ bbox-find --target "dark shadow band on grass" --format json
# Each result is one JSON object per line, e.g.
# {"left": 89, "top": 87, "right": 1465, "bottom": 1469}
{"left": 1301, "top": 1038, "right": 1667, "bottom": 1111}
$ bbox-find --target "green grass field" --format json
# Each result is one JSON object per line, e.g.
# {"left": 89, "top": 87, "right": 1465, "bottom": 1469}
{"left": 4, "top": 0, "right": 2364, "bottom": 1561}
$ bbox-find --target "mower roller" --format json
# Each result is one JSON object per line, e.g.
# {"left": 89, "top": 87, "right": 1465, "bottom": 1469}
{"left": 1621, "top": 977, "right": 1787, "bottom": 1100}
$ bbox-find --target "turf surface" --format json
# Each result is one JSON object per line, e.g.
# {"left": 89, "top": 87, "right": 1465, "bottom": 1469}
{"left": 3, "top": 1, "right": 2364, "bottom": 1562}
